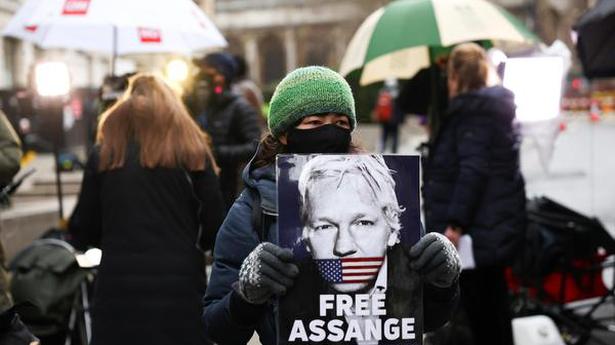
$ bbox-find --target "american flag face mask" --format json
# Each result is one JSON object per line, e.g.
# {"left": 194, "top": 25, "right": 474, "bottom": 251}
{"left": 315, "top": 257, "right": 384, "bottom": 284}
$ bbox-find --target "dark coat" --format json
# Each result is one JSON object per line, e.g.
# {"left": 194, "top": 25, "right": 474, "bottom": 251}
{"left": 199, "top": 92, "right": 262, "bottom": 208}
{"left": 69, "top": 145, "right": 224, "bottom": 345}
{"left": 202, "top": 155, "right": 459, "bottom": 345}
{"left": 422, "top": 86, "right": 526, "bottom": 268}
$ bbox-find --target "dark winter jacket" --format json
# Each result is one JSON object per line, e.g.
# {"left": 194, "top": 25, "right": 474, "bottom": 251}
{"left": 202, "top": 92, "right": 261, "bottom": 167}
{"left": 422, "top": 86, "right": 526, "bottom": 268}
{"left": 202, "top": 154, "right": 459, "bottom": 345}
{"left": 69, "top": 145, "right": 224, "bottom": 345}
{"left": 199, "top": 92, "right": 262, "bottom": 207}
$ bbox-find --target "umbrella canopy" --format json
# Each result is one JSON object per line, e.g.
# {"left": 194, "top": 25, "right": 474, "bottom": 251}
{"left": 340, "top": 0, "right": 537, "bottom": 85}
{"left": 574, "top": 0, "right": 615, "bottom": 79}
{"left": 2, "top": 0, "right": 227, "bottom": 56}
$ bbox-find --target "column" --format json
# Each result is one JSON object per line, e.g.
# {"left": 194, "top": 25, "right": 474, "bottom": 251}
{"left": 333, "top": 26, "right": 347, "bottom": 68}
{"left": 244, "top": 34, "right": 261, "bottom": 85}
{"left": 0, "top": 39, "right": 7, "bottom": 89}
{"left": 284, "top": 29, "right": 297, "bottom": 73}
{"left": 86, "top": 54, "right": 95, "bottom": 88}
{"left": 14, "top": 41, "right": 35, "bottom": 88}
{"left": 203, "top": 0, "right": 216, "bottom": 16}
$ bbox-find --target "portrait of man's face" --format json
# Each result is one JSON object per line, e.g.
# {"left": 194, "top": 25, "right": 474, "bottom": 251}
{"left": 303, "top": 173, "right": 396, "bottom": 293}
{"left": 278, "top": 154, "right": 421, "bottom": 344}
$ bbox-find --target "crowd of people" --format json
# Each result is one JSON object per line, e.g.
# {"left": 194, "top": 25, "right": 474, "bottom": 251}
{"left": 0, "top": 42, "right": 526, "bottom": 345}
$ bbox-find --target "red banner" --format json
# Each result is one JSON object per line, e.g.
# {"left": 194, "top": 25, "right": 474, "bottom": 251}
{"left": 138, "top": 27, "right": 162, "bottom": 43}
{"left": 62, "top": 0, "right": 91, "bottom": 16}
{"left": 24, "top": 25, "right": 38, "bottom": 33}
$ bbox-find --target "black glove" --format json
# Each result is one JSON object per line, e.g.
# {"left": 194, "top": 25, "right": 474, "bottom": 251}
{"left": 408, "top": 232, "right": 461, "bottom": 288}
{"left": 237, "top": 242, "right": 299, "bottom": 304}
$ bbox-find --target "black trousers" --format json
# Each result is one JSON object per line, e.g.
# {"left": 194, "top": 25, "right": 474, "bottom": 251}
{"left": 459, "top": 267, "right": 514, "bottom": 345}
{"left": 380, "top": 122, "right": 399, "bottom": 153}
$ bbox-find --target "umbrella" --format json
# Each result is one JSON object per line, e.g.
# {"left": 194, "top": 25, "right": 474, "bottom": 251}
{"left": 574, "top": 0, "right": 615, "bottom": 79}
{"left": 3, "top": 0, "right": 227, "bottom": 73}
{"left": 339, "top": 0, "right": 537, "bottom": 85}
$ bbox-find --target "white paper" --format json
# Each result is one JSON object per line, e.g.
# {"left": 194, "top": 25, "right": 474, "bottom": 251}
{"left": 457, "top": 235, "right": 476, "bottom": 270}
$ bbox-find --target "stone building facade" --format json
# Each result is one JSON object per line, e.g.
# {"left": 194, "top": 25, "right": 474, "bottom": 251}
{"left": 0, "top": 0, "right": 601, "bottom": 91}
{"left": 533, "top": 0, "right": 596, "bottom": 47}
{"left": 200, "top": 0, "right": 388, "bottom": 91}
{"left": 202, "top": 0, "right": 599, "bottom": 90}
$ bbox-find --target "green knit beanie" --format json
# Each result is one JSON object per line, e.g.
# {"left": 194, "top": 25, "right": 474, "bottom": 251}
{"left": 268, "top": 66, "right": 356, "bottom": 138}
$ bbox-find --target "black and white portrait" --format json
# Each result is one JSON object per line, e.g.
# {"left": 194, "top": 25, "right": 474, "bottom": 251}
{"left": 277, "top": 154, "right": 422, "bottom": 345}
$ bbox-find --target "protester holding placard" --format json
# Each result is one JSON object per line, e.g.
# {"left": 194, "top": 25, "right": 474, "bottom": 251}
{"left": 277, "top": 154, "right": 424, "bottom": 345}
{"left": 202, "top": 66, "right": 461, "bottom": 345}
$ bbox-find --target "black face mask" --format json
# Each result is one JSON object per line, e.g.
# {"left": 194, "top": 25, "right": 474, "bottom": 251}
{"left": 286, "top": 124, "right": 351, "bottom": 154}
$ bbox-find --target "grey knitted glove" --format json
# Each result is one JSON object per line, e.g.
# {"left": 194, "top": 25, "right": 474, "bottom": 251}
{"left": 237, "top": 242, "right": 299, "bottom": 304}
{"left": 408, "top": 232, "right": 461, "bottom": 288}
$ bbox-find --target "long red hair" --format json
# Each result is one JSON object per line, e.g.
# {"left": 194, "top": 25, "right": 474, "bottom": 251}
{"left": 97, "top": 74, "right": 217, "bottom": 172}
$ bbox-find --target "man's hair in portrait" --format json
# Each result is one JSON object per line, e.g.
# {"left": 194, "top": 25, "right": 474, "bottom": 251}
{"left": 297, "top": 155, "right": 405, "bottom": 243}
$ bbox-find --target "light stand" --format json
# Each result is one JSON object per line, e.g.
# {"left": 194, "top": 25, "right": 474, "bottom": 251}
{"left": 34, "top": 62, "right": 71, "bottom": 221}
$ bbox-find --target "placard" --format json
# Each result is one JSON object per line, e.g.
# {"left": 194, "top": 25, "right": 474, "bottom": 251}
{"left": 277, "top": 154, "right": 422, "bottom": 345}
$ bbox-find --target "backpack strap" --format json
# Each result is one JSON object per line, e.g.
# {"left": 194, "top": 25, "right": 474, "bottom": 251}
{"left": 248, "top": 188, "right": 275, "bottom": 243}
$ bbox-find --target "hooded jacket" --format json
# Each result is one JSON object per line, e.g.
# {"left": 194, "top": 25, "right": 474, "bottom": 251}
{"left": 203, "top": 155, "right": 459, "bottom": 345}
{"left": 422, "top": 86, "right": 526, "bottom": 268}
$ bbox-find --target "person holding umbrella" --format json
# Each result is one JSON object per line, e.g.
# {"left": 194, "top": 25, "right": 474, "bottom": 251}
{"left": 422, "top": 43, "right": 526, "bottom": 345}
{"left": 202, "top": 66, "right": 462, "bottom": 344}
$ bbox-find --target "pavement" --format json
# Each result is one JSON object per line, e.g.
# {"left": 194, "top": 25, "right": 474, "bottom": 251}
{"left": 0, "top": 155, "right": 80, "bottom": 261}
{"left": 520, "top": 117, "right": 615, "bottom": 237}
{"left": 2, "top": 115, "right": 613, "bottom": 345}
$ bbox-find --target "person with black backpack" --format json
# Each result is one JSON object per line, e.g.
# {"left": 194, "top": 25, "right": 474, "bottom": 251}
{"left": 202, "top": 66, "right": 461, "bottom": 345}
